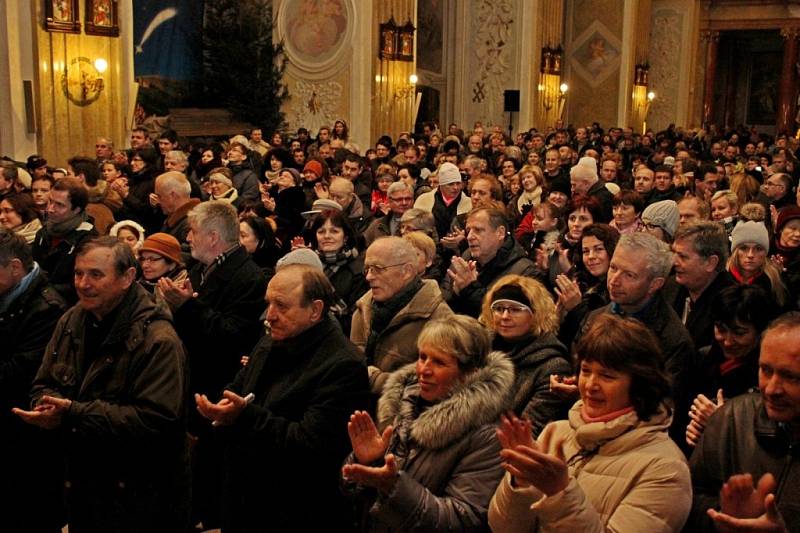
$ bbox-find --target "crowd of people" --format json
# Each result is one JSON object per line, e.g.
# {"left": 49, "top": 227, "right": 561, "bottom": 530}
{"left": 1, "top": 117, "right": 800, "bottom": 532}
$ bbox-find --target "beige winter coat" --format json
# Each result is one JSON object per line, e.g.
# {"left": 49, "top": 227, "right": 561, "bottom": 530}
{"left": 488, "top": 402, "right": 691, "bottom": 533}
{"left": 350, "top": 279, "right": 453, "bottom": 395}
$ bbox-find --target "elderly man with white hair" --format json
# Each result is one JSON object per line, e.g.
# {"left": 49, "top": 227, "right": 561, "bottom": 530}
{"left": 570, "top": 155, "right": 613, "bottom": 222}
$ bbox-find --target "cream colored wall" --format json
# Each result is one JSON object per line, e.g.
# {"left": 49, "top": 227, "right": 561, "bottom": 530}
{"left": 275, "top": 0, "right": 373, "bottom": 150}
{"left": 31, "top": 0, "right": 132, "bottom": 167}
{"left": 0, "top": 0, "right": 39, "bottom": 160}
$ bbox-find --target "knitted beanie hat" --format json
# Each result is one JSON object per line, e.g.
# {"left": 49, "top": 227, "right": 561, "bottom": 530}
{"left": 570, "top": 156, "right": 598, "bottom": 181}
{"left": 731, "top": 221, "right": 769, "bottom": 251}
{"left": 276, "top": 248, "right": 324, "bottom": 271}
{"left": 303, "top": 160, "right": 324, "bottom": 179}
{"left": 642, "top": 200, "right": 679, "bottom": 239}
{"left": 208, "top": 171, "right": 233, "bottom": 188}
{"left": 775, "top": 205, "right": 800, "bottom": 235}
{"left": 437, "top": 162, "right": 462, "bottom": 186}
{"left": 140, "top": 232, "right": 183, "bottom": 265}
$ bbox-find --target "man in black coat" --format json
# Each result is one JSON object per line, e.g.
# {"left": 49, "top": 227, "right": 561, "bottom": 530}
{"left": 445, "top": 207, "right": 542, "bottom": 317}
{"left": 160, "top": 200, "right": 268, "bottom": 529}
{"left": 0, "top": 230, "right": 67, "bottom": 532}
{"left": 196, "top": 264, "right": 370, "bottom": 532}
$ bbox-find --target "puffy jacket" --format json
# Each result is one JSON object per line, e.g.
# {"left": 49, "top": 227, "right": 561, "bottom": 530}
{"left": 345, "top": 351, "right": 514, "bottom": 532}
{"left": 489, "top": 402, "right": 692, "bottom": 532}
{"left": 351, "top": 279, "right": 453, "bottom": 394}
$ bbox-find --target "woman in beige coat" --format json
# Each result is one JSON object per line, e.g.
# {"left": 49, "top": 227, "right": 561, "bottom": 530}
{"left": 488, "top": 313, "right": 691, "bottom": 532}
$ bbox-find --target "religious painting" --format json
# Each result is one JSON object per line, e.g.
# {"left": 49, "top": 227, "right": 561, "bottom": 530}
{"left": 569, "top": 20, "right": 622, "bottom": 89}
{"left": 283, "top": 0, "right": 348, "bottom": 65}
{"left": 44, "top": 0, "right": 81, "bottom": 33}
{"left": 746, "top": 51, "right": 781, "bottom": 125}
{"left": 85, "top": 0, "right": 120, "bottom": 37}
{"left": 417, "top": 0, "right": 443, "bottom": 74}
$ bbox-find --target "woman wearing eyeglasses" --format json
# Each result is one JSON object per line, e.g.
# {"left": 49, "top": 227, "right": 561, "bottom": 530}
{"left": 479, "top": 274, "right": 572, "bottom": 437}
{"left": 137, "top": 232, "right": 187, "bottom": 305}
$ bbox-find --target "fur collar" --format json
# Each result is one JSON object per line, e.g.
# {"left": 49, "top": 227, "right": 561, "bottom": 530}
{"left": 377, "top": 350, "right": 514, "bottom": 449}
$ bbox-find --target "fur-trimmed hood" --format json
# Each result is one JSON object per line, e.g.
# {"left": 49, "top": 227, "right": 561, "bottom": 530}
{"left": 377, "top": 350, "right": 514, "bottom": 450}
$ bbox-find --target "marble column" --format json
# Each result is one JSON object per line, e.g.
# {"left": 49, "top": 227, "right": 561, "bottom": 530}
{"left": 701, "top": 30, "right": 720, "bottom": 129}
{"left": 777, "top": 27, "right": 799, "bottom": 134}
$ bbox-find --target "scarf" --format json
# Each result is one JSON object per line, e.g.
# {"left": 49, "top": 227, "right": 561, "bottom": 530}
{"left": 515, "top": 188, "right": 542, "bottom": 215}
{"left": 365, "top": 277, "right": 422, "bottom": 363}
{"left": 46, "top": 210, "right": 88, "bottom": 237}
{"left": 0, "top": 262, "right": 40, "bottom": 313}
{"left": 15, "top": 218, "right": 42, "bottom": 244}
{"left": 318, "top": 247, "right": 358, "bottom": 277}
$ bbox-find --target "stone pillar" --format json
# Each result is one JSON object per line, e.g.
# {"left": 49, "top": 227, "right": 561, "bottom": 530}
{"left": 701, "top": 30, "right": 720, "bottom": 128}
{"left": 778, "top": 27, "right": 799, "bottom": 134}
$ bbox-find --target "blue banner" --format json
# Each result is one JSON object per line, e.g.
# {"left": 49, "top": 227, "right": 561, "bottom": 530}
{"left": 133, "top": 0, "right": 203, "bottom": 81}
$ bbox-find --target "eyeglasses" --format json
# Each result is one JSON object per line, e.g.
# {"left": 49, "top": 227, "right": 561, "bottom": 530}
{"left": 139, "top": 255, "right": 166, "bottom": 264}
{"left": 765, "top": 181, "right": 785, "bottom": 188}
{"left": 490, "top": 302, "right": 533, "bottom": 316}
{"left": 389, "top": 195, "right": 414, "bottom": 203}
{"left": 363, "top": 262, "right": 408, "bottom": 275}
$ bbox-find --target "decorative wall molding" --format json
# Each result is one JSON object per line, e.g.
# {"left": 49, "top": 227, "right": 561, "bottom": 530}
{"left": 469, "top": 0, "right": 515, "bottom": 125}
{"left": 289, "top": 80, "right": 344, "bottom": 134}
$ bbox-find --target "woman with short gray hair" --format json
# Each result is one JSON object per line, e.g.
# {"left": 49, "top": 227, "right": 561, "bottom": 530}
{"left": 342, "top": 315, "right": 514, "bottom": 531}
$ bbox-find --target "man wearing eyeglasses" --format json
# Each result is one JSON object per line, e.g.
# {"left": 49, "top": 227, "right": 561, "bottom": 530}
{"left": 364, "top": 181, "right": 416, "bottom": 246}
{"left": 351, "top": 236, "right": 453, "bottom": 395}
{"left": 762, "top": 173, "right": 794, "bottom": 211}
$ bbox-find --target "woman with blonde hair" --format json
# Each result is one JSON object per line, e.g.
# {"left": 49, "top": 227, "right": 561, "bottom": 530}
{"left": 342, "top": 315, "right": 514, "bottom": 531}
{"left": 727, "top": 221, "right": 790, "bottom": 310}
{"left": 507, "top": 165, "right": 544, "bottom": 224}
{"left": 729, "top": 172, "right": 761, "bottom": 207}
{"left": 479, "top": 274, "right": 572, "bottom": 437}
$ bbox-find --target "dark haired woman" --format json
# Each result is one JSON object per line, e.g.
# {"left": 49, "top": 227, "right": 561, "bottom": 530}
{"left": 308, "top": 210, "right": 368, "bottom": 330}
{"left": 554, "top": 223, "right": 620, "bottom": 347}
{"left": 239, "top": 215, "right": 281, "bottom": 278}
{"left": 114, "top": 146, "right": 161, "bottom": 233}
{"left": 0, "top": 194, "right": 42, "bottom": 244}
{"left": 685, "top": 284, "right": 774, "bottom": 448}
{"left": 489, "top": 313, "right": 691, "bottom": 532}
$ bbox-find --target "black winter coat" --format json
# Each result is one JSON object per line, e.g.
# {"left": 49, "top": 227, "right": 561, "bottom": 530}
{"left": 444, "top": 236, "right": 544, "bottom": 317}
{"left": 32, "top": 220, "right": 97, "bottom": 304}
{"left": 0, "top": 271, "right": 67, "bottom": 532}
{"left": 173, "top": 246, "right": 267, "bottom": 406}
{"left": 220, "top": 317, "right": 370, "bottom": 532}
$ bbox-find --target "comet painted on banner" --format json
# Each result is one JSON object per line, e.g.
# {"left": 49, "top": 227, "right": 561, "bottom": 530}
{"left": 135, "top": 7, "right": 178, "bottom": 54}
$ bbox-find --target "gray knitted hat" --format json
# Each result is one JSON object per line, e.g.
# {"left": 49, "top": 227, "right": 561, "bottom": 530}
{"left": 642, "top": 200, "right": 679, "bottom": 239}
{"left": 731, "top": 220, "right": 769, "bottom": 251}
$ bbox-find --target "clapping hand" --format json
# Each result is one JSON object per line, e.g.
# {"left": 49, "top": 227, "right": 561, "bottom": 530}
{"left": 447, "top": 257, "right": 478, "bottom": 294}
{"left": 347, "top": 410, "right": 392, "bottom": 465}
{"left": 686, "top": 388, "right": 724, "bottom": 447}
{"left": 549, "top": 374, "right": 578, "bottom": 399}
{"left": 158, "top": 278, "right": 196, "bottom": 309}
{"left": 195, "top": 391, "right": 250, "bottom": 427}
{"left": 12, "top": 395, "right": 72, "bottom": 430}
{"left": 498, "top": 412, "right": 568, "bottom": 495}
{"left": 554, "top": 274, "right": 582, "bottom": 315}
{"left": 708, "top": 473, "right": 788, "bottom": 532}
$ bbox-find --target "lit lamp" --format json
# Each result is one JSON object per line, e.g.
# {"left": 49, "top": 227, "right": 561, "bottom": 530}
{"left": 558, "top": 83, "right": 568, "bottom": 118}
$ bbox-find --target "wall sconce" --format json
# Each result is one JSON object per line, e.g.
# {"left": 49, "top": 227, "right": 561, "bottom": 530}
{"left": 394, "top": 73, "right": 418, "bottom": 100}
{"left": 541, "top": 82, "right": 568, "bottom": 116}
{"left": 643, "top": 91, "right": 656, "bottom": 134}
{"left": 379, "top": 18, "right": 398, "bottom": 60}
{"left": 540, "top": 46, "right": 563, "bottom": 75}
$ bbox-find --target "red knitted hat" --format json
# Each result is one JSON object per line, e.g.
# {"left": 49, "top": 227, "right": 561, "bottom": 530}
{"left": 303, "top": 160, "right": 324, "bottom": 179}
